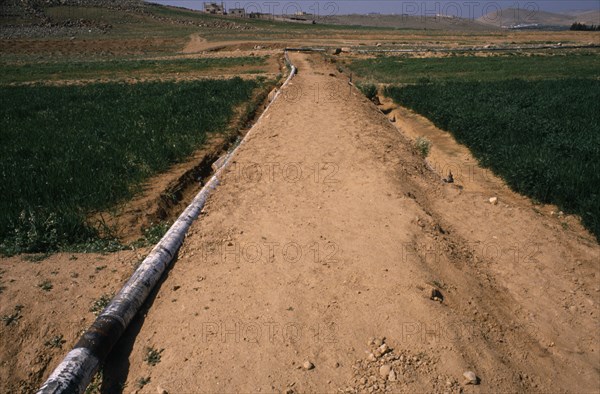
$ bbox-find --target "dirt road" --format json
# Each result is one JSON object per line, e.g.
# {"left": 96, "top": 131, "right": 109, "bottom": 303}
{"left": 98, "top": 53, "right": 598, "bottom": 393}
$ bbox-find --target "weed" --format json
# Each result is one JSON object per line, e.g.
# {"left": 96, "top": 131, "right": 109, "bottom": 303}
{"left": 90, "top": 294, "right": 113, "bottom": 316}
{"left": 144, "top": 346, "right": 164, "bottom": 366}
{"left": 84, "top": 369, "right": 103, "bottom": 394}
{"left": 1, "top": 305, "right": 23, "bottom": 326}
{"left": 356, "top": 82, "right": 378, "bottom": 101}
{"left": 136, "top": 377, "right": 151, "bottom": 389}
{"left": 414, "top": 137, "right": 432, "bottom": 158}
{"left": 38, "top": 280, "right": 53, "bottom": 292}
{"left": 45, "top": 334, "right": 66, "bottom": 349}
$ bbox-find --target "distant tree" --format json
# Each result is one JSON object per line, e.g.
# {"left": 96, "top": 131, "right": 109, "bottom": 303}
{"left": 570, "top": 22, "right": 600, "bottom": 31}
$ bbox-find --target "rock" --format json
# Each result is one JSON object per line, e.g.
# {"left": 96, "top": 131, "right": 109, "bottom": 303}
{"left": 374, "top": 338, "right": 383, "bottom": 347}
{"left": 388, "top": 369, "right": 397, "bottom": 381}
{"left": 303, "top": 361, "right": 315, "bottom": 370}
{"left": 333, "top": 48, "right": 342, "bottom": 55}
{"left": 360, "top": 377, "right": 367, "bottom": 385}
{"left": 463, "top": 371, "right": 479, "bottom": 385}
{"left": 376, "top": 42, "right": 382, "bottom": 47}
{"left": 430, "top": 288, "right": 444, "bottom": 302}
{"left": 380, "top": 364, "right": 392, "bottom": 378}
{"left": 157, "top": 386, "right": 168, "bottom": 394}
{"left": 489, "top": 197, "right": 498, "bottom": 205}
{"left": 378, "top": 344, "right": 389, "bottom": 355}
{"left": 367, "top": 353, "right": 377, "bottom": 362}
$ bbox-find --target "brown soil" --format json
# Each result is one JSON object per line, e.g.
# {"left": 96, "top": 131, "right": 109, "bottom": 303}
{"left": 0, "top": 249, "right": 150, "bottom": 393}
{"left": 1, "top": 51, "right": 598, "bottom": 394}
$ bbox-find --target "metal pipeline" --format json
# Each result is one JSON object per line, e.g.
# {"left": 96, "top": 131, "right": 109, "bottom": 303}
{"left": 37, "top": 51, "right": 297, "bottom": 394}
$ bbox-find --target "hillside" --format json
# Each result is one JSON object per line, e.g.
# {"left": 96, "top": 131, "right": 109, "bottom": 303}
{"left": 478, "top": 7, "right": 599, "bottom": 28}
{"left": 319, "top": 14, "right": 495, "bottom": 31}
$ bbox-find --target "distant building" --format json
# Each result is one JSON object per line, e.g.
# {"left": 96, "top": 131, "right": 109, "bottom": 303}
{"left": 229, "top": 8, "right": 246, "bottom": 17}
{"left": 203, "top": 2, "right": 224, "bottom": 15}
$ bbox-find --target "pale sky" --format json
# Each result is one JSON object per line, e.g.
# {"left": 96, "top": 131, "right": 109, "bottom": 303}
{"left": 151, "top": 1, "right": 600, "bottom": 17}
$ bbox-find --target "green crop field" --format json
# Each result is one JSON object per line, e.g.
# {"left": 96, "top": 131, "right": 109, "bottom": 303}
{"left": 386, "top": 79, "right": 600, "bottom": 239}
{"left": 346, "top": 52, "right": 600, "bottom": 83}
{"left": 0, "top": 56, "right": 268, "bottom": 84}
{"left": 0, "top": 78, "right": 261, "bottom": 255}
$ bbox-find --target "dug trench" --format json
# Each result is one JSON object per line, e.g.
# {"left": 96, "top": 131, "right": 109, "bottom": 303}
{"left": 92, "top": 54, "right": 287, "bottom": 245}
{"left": 82, "top": 52, "right": 597, "bottom": 393}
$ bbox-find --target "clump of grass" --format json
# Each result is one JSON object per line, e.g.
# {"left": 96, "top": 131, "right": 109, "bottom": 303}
{"left": 144, "top": 346, "right": 164, "bottom": 366}
{"left": 136, "top": 376, "right": 151, "bottom": 389}
{"left": 84, "top": 369, "right": 103, "bottom": 394}
{"left": 356, "top": 82, "right": 378, "bottom": 101}
{"left": 1, "top": 305, "right": 23, "bottom": 326}
{"left": 90, "top": 294, "right": 113, "bottom": 316}
{"left": 414, "top": 136, "right": 432, "bottom": 158}
{"left": 45, "top": 334, "right": 66, "bottom": 349}
{"left": 38, "top": 280, "right": 53, "bottom": 292}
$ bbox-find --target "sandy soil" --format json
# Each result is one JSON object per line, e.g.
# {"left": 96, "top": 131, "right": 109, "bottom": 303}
{"left": 1, "top": 50, "right": 598, "bottom": 393}
{"left": 0, "top": 249, "right": 150, "bottom": 393}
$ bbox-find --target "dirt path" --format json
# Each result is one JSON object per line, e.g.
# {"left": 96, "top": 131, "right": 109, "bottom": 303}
{"left": 96, "top": 53, "right": 598, "bottom": 393}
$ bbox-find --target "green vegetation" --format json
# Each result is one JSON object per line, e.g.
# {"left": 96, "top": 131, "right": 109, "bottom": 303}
{"left": 38, "top": 280, "right": 53, "bottom": 291}
{"left": 0, "top": 57, "right": 267, "bottom": 84}
{"left": 386, "top": 79, "right": 600, "bottom": 239}
{"left": 1, "top": 305, "right": 23, "bottom": 326}
{"left": 44, "top": 334, "right": 66, "bottom": 349}
{"left": 90, "top": 294, "right": 113, "bottom": 316}
{"left": 414, "top": 136, "right": 432, "bottom": 158}
{"left": 144, "top": 346, "right": 164, "bottom": 366}
{"left": 356, "top": 82, "right": 377, "bottom": 101}
{"left": 0, "top": 78, "right": 259, "bottom": 255}
{"left": 347, "top": 52, "right": 600, "bottom": 84}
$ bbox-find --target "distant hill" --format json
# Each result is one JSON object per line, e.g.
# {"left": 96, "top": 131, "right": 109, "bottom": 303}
{"left": 478, "top": 7, "right": 599, "bottom": 28}
{"left": 319, "top": 14, "right": 495, "bottom": 31}
{"left": 565, "top": 10, "right": 600, "bottom": 25}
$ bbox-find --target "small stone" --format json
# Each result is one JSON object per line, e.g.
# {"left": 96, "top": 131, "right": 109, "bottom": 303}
{"left": 367, "top": 353, "right": 377, "bottom": 362}
{"left": 388, "top": 369, "right": 397, "bottom": 382}
{"left": 489, "top": 197, "right": 498, "bottom": 205}
{"left": 430, "top": 288, "right": 444, "bottom": 302}
{"left": 360, "top": 377, "right": 367, "bottom": 385}
{"left": 463, "top": 371, "right": 479, "bottom": 385}
{"left": 303, "top": 361, "right": 314, "bottom": 370}
{"left": 378, "top": 344, "right": 389, "bottom": 355}
{"left": 380, "top": 364, "right": 392, "bottom": 378}
{"left": 157, "top": 386, "right": 168, "bottom": 394}
{"left": 374, "top": 338, "right": 383, "bottom": 347}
